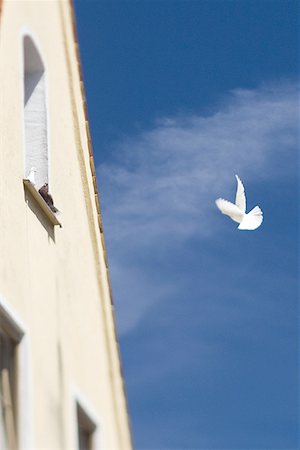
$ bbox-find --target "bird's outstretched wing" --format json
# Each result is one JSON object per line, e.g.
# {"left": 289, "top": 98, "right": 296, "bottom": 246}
{"left": 238, "top": 206, "right": 263, "bottom": 230}
{"left": 215, "top": 198, "right": 244, "bottom": 223}
{"left": 235, "top": 175, "right": 246, "bottom": 213}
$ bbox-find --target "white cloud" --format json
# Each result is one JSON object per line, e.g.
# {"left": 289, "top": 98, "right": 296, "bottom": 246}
{"left": 97, "top": 81, "right": 299, "bottom": 334}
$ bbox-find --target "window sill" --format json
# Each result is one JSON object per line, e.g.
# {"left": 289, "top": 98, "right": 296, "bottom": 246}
{"left": 23, "top": 179, "right": 62, "bottom": 228}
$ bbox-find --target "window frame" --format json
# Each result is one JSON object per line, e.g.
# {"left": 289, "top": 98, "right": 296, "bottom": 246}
{"left": 71, "top": 387, "right": 101, "bottom": 450}
{"left": 0, "top": 296, "right": 31, "bottom": 449}
{"left": 22, "top": 30, "right": 50, "bottom": 191}
{"left": 20, "top": 29, "right": 61, "bottom": 228}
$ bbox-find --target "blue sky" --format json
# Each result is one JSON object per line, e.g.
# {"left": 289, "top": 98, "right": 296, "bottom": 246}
{"left": 74, "top": 1, "right": 299, "bottom": 448}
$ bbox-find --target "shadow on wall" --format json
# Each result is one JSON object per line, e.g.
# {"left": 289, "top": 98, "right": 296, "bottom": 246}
{"left": 24, "top": 189, "right": 56, "bottom": 242}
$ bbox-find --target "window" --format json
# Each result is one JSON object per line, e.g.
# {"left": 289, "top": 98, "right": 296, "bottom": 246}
{"left": 77, "top": 403, "right": 96, "bottom": 450}
{"left": 22, "top": 35, "right": 61, "bottom": 228}
{"left": 23, "top": 35, "right": 48, "bottom": 190}
{"left": 72, "top": 389, "right": 101, "bottom": 450}
{"left": 0, "top": 302, "right": 25, "bottom": 450}
{"left": 0, "top": 331, "right": 18, "bottom": 449}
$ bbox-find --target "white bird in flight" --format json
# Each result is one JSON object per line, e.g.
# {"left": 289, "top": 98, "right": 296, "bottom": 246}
{"left": 215, "top": 175, "right": 263, "bottom": 230}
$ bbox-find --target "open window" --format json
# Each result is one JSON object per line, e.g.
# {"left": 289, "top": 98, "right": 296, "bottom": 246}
{"left": 23, "top": 35, "right": 48, "bottom": 190}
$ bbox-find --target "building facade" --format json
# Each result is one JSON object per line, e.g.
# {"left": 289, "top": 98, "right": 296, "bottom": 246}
{"left": 0, "top": 1, "right": 132, "bottom": 448}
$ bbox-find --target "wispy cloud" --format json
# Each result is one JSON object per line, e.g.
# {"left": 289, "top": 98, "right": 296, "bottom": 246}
{"left": 97, "top": 81, "right": 299, "bottom": 334}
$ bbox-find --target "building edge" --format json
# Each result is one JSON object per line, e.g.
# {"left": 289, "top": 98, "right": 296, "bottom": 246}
{"left": 65, "top": 0, "right": 134, "bottom": 447}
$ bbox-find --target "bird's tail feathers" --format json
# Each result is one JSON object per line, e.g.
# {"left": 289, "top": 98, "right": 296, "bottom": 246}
{"left": 50, "top": 205, "right": 60, "bottom": 214}
{"left": 238, "top": 206, "right": 263, "bottom": 230}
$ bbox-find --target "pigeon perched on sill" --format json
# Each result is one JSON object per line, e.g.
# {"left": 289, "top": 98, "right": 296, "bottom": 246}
{"left": 38, "top": 183, "right": 60, "bottom": 214}
{"left": 25, "top": 167, "right": 37, "bottom": 185}
{"left": 215, "top": 175, "right": 263, "bottom": 230}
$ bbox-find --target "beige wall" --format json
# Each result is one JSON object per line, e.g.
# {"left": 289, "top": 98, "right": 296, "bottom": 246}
{"left": 0, "top": 1, "right": 132, "bottom": 448}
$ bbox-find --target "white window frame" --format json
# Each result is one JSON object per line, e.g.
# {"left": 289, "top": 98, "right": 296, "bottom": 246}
{"left": 20, "top": 27, "right": 51, "bottom": 191}
{"left": 0, "top": 296, "right": 32, "bottom": 450}
{"left": 71, "top": 386, "right": 102, "bottom": 450}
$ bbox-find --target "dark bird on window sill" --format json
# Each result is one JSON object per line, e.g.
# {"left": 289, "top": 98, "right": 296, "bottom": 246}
{"left": 38, "top": 183, "right": 60, "bottom": 214}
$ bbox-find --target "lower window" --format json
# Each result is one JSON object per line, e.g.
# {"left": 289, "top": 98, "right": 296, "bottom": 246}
{"left": 0, "top": 329, "right": 18, "bottom": 449}
{"left": 77, "top": 403, "right": 96, "bottom": 450}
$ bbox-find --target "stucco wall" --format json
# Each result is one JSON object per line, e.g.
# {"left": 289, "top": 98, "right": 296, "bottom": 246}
{"left": 0, "top": 1, "right": 132, "bottom": 448}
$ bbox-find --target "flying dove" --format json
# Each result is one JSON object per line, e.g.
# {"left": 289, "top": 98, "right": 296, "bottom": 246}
{"left": 215, "top": 175, "right": 263, "bottom": 230}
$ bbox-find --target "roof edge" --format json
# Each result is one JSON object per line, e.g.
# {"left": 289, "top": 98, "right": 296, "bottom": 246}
{"left": 67, "top": 1, "right": 134, "bottom": 447}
